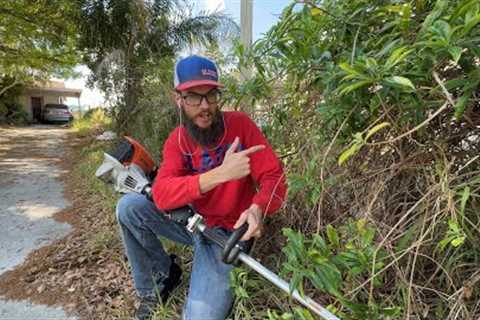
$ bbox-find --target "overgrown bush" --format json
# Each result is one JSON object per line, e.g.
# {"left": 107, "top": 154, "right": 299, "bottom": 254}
{"left": 9, "top": 103, "right": 29, "bottom": 125}
{"left": 0, "top": 80, "right": 29, "bottom": 125}
{"left": 223, "top": 0, "right": 480, "bottom": 319}
{"left": 0, "top": 101, "right": 29, "bottom": 125}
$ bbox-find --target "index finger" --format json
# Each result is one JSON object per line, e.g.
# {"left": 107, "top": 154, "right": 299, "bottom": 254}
{"left": 241, "top": 224, "right": 257, "bottom": 241}
{"left": 225, "top": 136, "right": 240, "bottom": 156}
{"left": 239, "top": 145, "right": 265, "bottom": 156}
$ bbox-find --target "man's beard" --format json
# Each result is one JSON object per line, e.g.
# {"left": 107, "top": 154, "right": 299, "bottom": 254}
{"left": 181, "top": 108, "right": 225, "bottom": 147}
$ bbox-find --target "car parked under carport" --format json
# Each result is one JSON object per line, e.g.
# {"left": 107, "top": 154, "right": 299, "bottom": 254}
{"left": 41, "top": 104, "right": 74, "bottom": 123}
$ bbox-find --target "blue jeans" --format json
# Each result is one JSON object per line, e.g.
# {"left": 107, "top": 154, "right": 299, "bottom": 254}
{"left": 116, "top": 193, "right": 234, "bottom": 320}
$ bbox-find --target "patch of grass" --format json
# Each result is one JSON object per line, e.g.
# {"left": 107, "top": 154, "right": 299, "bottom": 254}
{"left": 72, "top": 108, "right": 112, "bottom": 137}
{"left": 73, "top": 142, "right": 123, "bottom": 254}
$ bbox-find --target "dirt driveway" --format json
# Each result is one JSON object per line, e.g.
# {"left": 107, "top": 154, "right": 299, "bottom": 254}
{"left": 0, "top": 125, "right": 77, "bottom": 319}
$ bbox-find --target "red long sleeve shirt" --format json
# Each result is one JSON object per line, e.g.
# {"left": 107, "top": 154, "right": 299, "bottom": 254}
{"left": 152, "top": 111, "right": 287, "bottom": 229}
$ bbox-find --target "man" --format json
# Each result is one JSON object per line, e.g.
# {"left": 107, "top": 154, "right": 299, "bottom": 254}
{"left": 116, "top": 55, "right": 286, "bottom": 320}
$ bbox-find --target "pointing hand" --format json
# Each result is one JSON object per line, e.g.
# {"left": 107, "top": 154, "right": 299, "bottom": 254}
{"left": 219, "top": 137, "right": 265, "bottom": 181}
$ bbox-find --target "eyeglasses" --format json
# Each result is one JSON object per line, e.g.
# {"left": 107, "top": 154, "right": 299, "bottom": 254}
{"left": 181, "top": 89, "right": 221, "bottom": 106}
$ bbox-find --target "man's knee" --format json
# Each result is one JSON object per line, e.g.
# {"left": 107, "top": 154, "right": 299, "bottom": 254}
{"left": 116, "top": 193, "right": 150, "bottom": 225}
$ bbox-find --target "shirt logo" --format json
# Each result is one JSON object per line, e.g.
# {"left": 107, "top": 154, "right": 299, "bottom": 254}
{"left": 183, "top": 143, "right": 244, "bottom": 173}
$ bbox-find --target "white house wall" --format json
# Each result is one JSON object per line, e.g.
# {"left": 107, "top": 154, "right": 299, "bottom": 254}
{"left": 44, "top": 94, "right": 64, "bottom": 105}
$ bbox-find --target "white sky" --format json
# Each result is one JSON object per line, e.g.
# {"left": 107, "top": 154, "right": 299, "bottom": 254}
{"left": 205, "top": 0, "right": 225, "bottom": 12}
{"left": 59, "top": 65, "right": 105, "bottom": 109}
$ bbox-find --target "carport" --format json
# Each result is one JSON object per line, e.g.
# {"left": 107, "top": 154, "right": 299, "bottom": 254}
{"left": 19, "top": 82, "right": 82, "bottom": 122}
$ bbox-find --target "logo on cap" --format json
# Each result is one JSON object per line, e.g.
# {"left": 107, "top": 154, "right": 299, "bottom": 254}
{"left": 202, "top": 69, "right": 217, "bottom": 78}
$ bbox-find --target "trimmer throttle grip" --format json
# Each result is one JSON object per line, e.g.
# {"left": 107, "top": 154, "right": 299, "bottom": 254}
{"left": 166, "top": 206, "right": 196, "bottom": 226}
{"left": 222, "top": 223, "right": 250, "bottom": 265}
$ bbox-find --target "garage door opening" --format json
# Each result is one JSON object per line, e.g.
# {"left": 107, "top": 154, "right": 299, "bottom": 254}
{"left": 31, "top": 97, "right": 43, "bottom": 122}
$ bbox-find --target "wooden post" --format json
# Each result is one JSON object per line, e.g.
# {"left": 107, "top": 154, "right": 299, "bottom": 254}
{"left": 240, "top": 0, "right": 253, "bottom": 48}
{"left": 239, "top": 0, "right": 254, "bottom": 112}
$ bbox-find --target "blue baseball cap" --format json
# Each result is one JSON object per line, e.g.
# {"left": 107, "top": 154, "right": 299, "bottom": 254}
{"left": 174, "top": 55, "right": 223, "bottom": 91}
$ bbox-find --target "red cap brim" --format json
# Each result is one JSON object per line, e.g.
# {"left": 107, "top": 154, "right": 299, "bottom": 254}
{"left": 176, "top": 80, "right": 224, "bottom": 91}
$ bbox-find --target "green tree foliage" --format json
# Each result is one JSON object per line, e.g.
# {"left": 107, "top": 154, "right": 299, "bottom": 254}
{"left": 75, "top": 0, "right": 239, "bottom": 133}
{"left": 0, "top": 0, "right": 79, "bottom": 95}
{"left": 223, "top": 0, "right": 480, "bottom": 318}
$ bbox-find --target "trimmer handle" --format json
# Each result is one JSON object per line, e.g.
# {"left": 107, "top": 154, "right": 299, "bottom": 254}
{"left": 163, "top": 206, "right": 254, "bottom": 266}
{"left": 222, "top": 223, "right": 254, "bottom": 265}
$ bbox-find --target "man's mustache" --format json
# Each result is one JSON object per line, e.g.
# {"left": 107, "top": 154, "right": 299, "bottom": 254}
{"left": 182, "top": 109, "right": 224, "bottom": 147}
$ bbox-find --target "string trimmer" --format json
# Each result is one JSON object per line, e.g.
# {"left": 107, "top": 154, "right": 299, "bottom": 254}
{"left": 95, "top": 136, "right": 340, "bottom": 320}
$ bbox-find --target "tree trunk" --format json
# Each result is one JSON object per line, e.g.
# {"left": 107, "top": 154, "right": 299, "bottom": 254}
{"left": 117, "top": 61, "right": 144, "bottom": 132}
